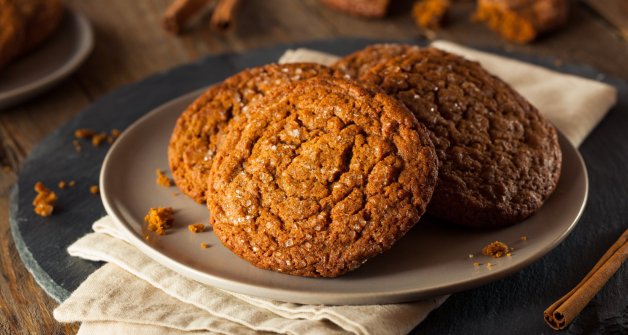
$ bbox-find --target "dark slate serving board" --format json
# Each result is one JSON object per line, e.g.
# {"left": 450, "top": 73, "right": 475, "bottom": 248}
{"left": 10, "top": 38, "right": 627, "bottom": 334}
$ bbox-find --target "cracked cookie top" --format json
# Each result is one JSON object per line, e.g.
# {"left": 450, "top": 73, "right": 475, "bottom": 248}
{"left": 168, "top": 63, "right": 335, "bottom": 203}
{"left": 208, "top": 77, "right": 438, "bottom": 277}
{"left": 332, "top": 43, "right": 420, "bottom": 79}
{"left": 361, "top": 47, "right": 562, "bottom": 227}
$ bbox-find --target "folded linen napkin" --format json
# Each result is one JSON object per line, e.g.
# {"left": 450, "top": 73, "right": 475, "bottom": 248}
{"left": 54, "top": 41, "right": 617, "bottom": 334}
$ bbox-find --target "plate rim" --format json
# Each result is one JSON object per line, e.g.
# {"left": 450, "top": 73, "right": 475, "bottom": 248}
{"left": 100, "top": 89, "right": 589, "bottom": 305}
{"left": 0, "top": 7, "right": 94, "bottom": 108}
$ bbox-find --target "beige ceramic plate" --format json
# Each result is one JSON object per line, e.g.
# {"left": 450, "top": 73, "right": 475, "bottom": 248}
{"left": 0, "top": 8, "right": 93, "bottom": 109}
{"left": 100, "top": 90, "right": 588, "bottom": 305}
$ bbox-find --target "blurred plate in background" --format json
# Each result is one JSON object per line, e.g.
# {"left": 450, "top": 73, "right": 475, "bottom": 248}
{"left": 0, "top": 8, "right": 94, "bottom": 110}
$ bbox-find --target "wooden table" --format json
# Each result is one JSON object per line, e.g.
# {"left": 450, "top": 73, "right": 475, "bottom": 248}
{"left": 1, "top": 0, "right": 626, "bottom": 333}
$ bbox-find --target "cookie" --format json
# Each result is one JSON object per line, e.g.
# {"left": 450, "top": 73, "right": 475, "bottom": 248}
{"left": 14, "top": 0, "right": 64, "bottom": 54}
{"left": 208, "top": 77, "right": 438, "bottom": 277}
{"left": 168, "top": 63, "right": 335, "bottom": 203}
{"left": 0, "top": 0, "right": 24, "bottom": 70}
{"left": 332, "top": 43, "right": 420, "bottom": 79}
{"left": 361, "top": 47, "right": 562, "bottom": 228}
{"left": 0, "top": 0, "right": 63, "bottom": 71}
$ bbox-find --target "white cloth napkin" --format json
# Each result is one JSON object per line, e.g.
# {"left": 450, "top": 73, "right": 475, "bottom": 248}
{"left": 54, "top": 41, "right": 617, "bottom": 334}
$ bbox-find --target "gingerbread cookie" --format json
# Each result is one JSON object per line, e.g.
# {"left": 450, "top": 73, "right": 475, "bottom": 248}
{"left": 168, "top": 63, "right": 335, "bottom": 203}
{"left": 361, "top": 47, "right": 562, "bottom": 228}
{"left": 208, "top": 77, "right": 438, "bottom": 277}
{"left": 332, "top": 43, "right": 420, "bottom": 79}
{"left": 0, "top": 0, "right": 63, "bottom": 70}
{"left": 15, "top": 0, "right": 64, "bottom": 54}
{"left": 0, "top": 0, "right": 24, "bottom": 70}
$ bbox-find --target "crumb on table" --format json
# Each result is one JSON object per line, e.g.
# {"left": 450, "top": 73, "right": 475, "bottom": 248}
{"left": 188, "top": 223, "right": 205, "bottom": 233}
{"left": 68, "top": 180, "right": 76, "bottom": 187}
{"left": 520, "top": 235, "right": 528, "bottom": 241}
{"left": 156, "top": 169, "right": 173, "bottom": 187}
{"left": 482, "top": 241, "right": 510, "bottom": 258}
{"left": 90, "top": 185, "right": 99, "bottom": 194}
{"left": 33, "top": 182, "right": 57, "bottom": 217}
{"left": 201, "top": 242, "right": 210, "bottom": 249}
{"left": 145, "top": 207, "right": 174, "bottom": 235}
{"left": 58, "top": 180, "right": 67, "bottom": 189}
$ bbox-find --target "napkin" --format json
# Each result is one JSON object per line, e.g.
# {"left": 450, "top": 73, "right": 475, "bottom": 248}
{"left": 54, "top": 41, "right": 617, "bottom": 334}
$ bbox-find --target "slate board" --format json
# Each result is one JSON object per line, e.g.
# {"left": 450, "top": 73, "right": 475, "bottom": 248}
{"left": 10, "top": 38, "right": 628, "bottom": 334}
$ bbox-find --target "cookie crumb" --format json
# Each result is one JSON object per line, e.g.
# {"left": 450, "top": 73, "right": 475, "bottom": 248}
{"left": 473, "top": 262, "right": 481, "bottom": 267}
{"left": 188, "top": 223, "right": 205, "bottom": 233}
{"left": 74, "top": 128, "right": 94, "bottom": 139}
{"left": 482, "top": 241, "right": 510, "bottom": 258}
{"left": 201, "top": 242, "right": 210, "bottom": 249}
{"left": 468, "top": 253, "right": 474, "bottom": 258}
{"left": 68, "top": 180, "right": 76, "bottom": 187}
{"left": 520, "top": 235, "right": 528, "bottom": 241}
{"left": 486, "top": 262, "right": 494, "bottom": 268}
{"left": 156, "top": 169, "right": 173, "bottom": 187}
{"left": 90, "top": 185, "right": 99, "bottom": 194}
{"left": 107, "top": 129, "right": 121, "bottom": 144}
{"left": 144, "top": 207, "right": 174, "bottom": 235}
{"left": 33, "top": 182, "right": 57, "bottom": 217}
{"left": 72, "top": 140, "right": 82, "bottom": 152}
{"left": 91, "top": 132, "right": 107, "bottom": 146}
{"left": 58, "top": 180, "right": 67, "bottom": 189}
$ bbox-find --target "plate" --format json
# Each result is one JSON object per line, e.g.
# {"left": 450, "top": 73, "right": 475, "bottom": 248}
{"left": 100, "top": 90, "right": 588, "bottom": 305}
{"left": 0, "top": 8, "right": 94, "bottom": 110}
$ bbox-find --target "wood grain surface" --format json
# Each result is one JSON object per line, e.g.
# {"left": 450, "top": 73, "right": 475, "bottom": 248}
{"left": 1, "top": 0, "right": 627, "bottom": 333}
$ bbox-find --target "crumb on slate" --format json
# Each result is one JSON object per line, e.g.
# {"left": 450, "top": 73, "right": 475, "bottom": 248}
{"left": 91, "top": 132, "right": 107, "bottom": 146}
{"left": 33, "top": 182, "right": 57, "bottom": 217}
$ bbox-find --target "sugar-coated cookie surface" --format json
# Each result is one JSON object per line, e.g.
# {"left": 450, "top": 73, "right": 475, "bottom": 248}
{"left": 332, "top": 43, "right": 420, "bottom": 79}
{"left": 361, "top": 47, "right": 562, "bottom": 228}
{"left": 168, "top": 63, "right": 335, "bottom": 203}
{"left": 208, "top": 77, "right": 438, "bottom": 277}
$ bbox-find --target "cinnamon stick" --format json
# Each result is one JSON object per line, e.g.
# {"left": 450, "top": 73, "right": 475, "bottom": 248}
{"left": 163, "top": 0, "right": 212, "bottom": 35}
{"left": 544, "top": 229, "right": 628, "bottom": 330}
{"left": 210, "top": 0, "right": 240, "bottom": 32}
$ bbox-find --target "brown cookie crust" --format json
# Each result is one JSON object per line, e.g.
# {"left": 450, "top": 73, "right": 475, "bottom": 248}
{"left": 332, "top": 43, "right": 420, "bottom": 79}
{"left": 168, "top": 63, "right": 335, "bottom": 203}
{"left": 208, "top": 77, "right": 438, "bottom": 277}
{"left": 361, "top": 47, "right": 562, "bottom": 228}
